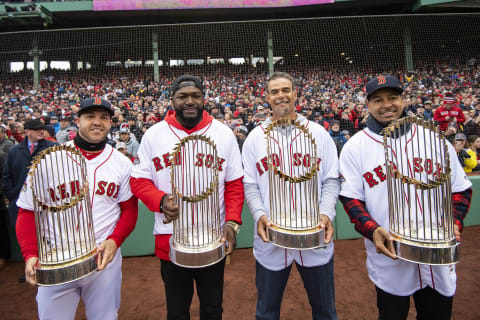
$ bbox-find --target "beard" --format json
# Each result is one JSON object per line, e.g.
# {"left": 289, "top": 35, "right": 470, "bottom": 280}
{"left": 175, "top": 108, "right": 203, "bottom": 129}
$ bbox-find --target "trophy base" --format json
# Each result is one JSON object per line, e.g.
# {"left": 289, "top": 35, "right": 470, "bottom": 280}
{"left": 392, "top": 236, "right": 460, "bottom": 265}
{"left": 169, "top": 238, "right": 225, "bottom": 268}
{"left": 268, "top": 225, "right": 326, "bottom": 250}
{"left": 36, "top": 249, "right": 98, "bottom": 286}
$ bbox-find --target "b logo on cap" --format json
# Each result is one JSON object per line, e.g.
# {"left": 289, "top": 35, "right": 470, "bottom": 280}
{"left": 93, "top": 97, "right": 102, "bottom": 105}
{"left": 378, "top": 76, "right": 386, "bottom": 85}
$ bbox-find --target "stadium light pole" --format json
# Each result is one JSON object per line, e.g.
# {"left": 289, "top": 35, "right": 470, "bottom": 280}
{"left": 29, "top": 39, "right": 41, "bottom": 89}
{"left": 404, "top": 27, "right": 414, "bottom": 72}
{"left": 267, "top": 30, "right": 274, "bottom": 75}
{"left": 152, "top": 33, "right": 159, "bottom": 83}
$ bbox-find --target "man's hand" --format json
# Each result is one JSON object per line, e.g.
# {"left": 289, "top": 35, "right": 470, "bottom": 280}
{"left": 320, "top": 214, "right": 334, "bottom": 244}
{"left": 454, "top": 224, "right": 461, "bottom": 242}
{"left": 222, "top": 225, "right": 237, "bottom": 255}
{"left": 25, "top": 256, "right": 38, "bottom": 286}
{"left": 372, "top": 227, "right": 397, "bottom": 260}
{"left": 161, "top": 194, "right": 179, "bottom": 224}
{"left": 257, "top": 215, "right": 271, "bottom": 242}
{"left": 97, "top": 239, "right": 118, "bottom": 271}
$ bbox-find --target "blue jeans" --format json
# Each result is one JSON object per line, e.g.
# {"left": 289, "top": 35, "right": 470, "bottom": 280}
{"left": 255, "top": 257, "right": 337, "bottom": 320}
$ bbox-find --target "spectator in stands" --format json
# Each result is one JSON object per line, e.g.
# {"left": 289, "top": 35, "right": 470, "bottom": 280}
{"left": 116, "top": 141, "right": 134, "bottom": 162}
{"left": 329, "top": 120, "right": 346, "bottom": 155}
{"left": 50, "top": 116, "right": 60, "bottom": 133}
{"left": 454, "top": 133, "right": 477, "bottom": 173}
{"left": 43, "top": 125, "right": 57, "bottom": 142}
{"left": 467, "top": 135, "right": 480, "bottom": 172}
{"left": 2, "top": 120, "right": 58, "bottom": 281}
{"left": 463, "top": 110, "right": 480, "bottom": 137}
{"left": 0, "top": 125, "right": 13, "bottom": 270}
{"left": 341, "top": 130, "right": 351, "bottom": 141}
{"left": 235, "top": 125, "right": 248, "bottom": 152}
{"left": 433, "top": 95, "right": 465, "bottom": 131}
{"left": 444, "top": 121, "right": 458, "bottom": 144}
{"left": 116, "top": 123, "right": 139, "bottom": 158}
{"left": 56, "top": 115, "right": 70, "bottom": 143}
{"left": 423, "top": 100, "right": 434, "bottom": 120}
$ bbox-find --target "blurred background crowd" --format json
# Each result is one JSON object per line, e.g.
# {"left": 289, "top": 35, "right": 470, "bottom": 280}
{"left": 1, "top": 61, "right": 480, "bottom": 172}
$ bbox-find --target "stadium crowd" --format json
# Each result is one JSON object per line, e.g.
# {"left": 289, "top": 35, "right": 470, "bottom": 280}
{"left": 1, "top": 61, "right": 480, "bottom": 171}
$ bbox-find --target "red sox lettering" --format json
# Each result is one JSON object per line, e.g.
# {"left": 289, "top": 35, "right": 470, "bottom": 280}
{"left": 151, "top": 152, "right": 225, "bottom": 172}
{"left": 48, "top": 180, "right": 120, "bottom": 201}
{"left": 363, "top": 158, "right": 444, "bottom": 188}
{"left": 255, "top": 152, "right": 322, "bottom": 176}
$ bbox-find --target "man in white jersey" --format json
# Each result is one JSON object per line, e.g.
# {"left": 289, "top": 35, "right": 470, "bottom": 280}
{"left": 242, "top": 72, "right": 339, "bottom": 320}
{"left": 339, "top": 75, "right": 472, "bottom": 320}
{"left": 16, "top": 97, "right": 138, "bottom": 320}
{"left": 130, "top": 75, "right": 244, "bottom": 320}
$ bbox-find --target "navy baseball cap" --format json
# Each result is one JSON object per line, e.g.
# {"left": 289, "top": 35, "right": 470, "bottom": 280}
{"left": 366, "top": 76, "right": 403, "bottom": 100}
{"left": 171, "top": 75, "right": 204, "bottom": 96}
{"left": 78, "top": 97, "right": 114, "bottom": 117}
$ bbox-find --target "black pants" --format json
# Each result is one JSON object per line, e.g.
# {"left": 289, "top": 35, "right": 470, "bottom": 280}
{"left": 160, "top": 258, "right": 226, "bottom": 320}
{"left": 376, "top": 286, "right": 453, "bottom": 320}
{"left": 0, "top": 206, "right": 10, "bottom": 260}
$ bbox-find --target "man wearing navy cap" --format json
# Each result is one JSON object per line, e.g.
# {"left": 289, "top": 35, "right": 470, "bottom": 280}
{"left": 15, "top": 97, "right": 138, "bottom": 319}
{"left": 339, "top": 75, "right": 472, "bottom": 319}
{"left": 3, "top": 119, "right": 58, "bottom": 228}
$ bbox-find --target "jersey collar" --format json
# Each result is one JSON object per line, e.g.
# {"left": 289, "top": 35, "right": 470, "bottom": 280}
{"left": 164, "top": 110, "right": 213, "bottom": 135}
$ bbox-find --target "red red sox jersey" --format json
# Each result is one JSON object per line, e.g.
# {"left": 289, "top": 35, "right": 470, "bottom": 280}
{"left": 17, "top": 141, "right": 134, "bottom": 246}
{"left": 131, "top": 118, "right": 243, "bottom": 236}
{"left": 242, "top": 116, "right": 338, "bottom": 271}
{"left": 339, "top": 126, "right": 472, "bottom": 296}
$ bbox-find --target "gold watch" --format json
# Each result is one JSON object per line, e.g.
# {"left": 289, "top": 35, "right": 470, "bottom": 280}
{"left": 225, "top": 221, "right": 240, "bottom": 234}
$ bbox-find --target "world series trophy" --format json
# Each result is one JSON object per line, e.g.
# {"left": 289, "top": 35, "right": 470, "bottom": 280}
{"left": 383, "top": 116, "right": 459, "bottom": 265}
{"left": 169, "top": 135, "right": 224, "bottom": 268}
{"left": 264, "top": 119, "right": 325, "bottom": 250}
{"left": 29, "top": 145, "right": 97, "bottom": 286}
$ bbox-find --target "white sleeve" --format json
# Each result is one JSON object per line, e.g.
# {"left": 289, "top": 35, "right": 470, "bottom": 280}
{"left": 224, "top": 130, "right": 244, "bottom": 182}
{"left": 447, "top": 141, "right": 472, "bottom": 192}
{"left": 319, "top": 130, "right": 339, "bottom": 182}
{"left": 131, "top": 130, "right": 153, "bottom": 179}
{"left": 241, "top": 135, "right": 259, "bottom": 185}
{"left": 117, "top": 160, "right": 134, "bottom": 203}
{"left": 339, "top": 141, "right": 366, "bottom": 201}
{"left": 16, "top": 172, "right": 34, "bottom": 211}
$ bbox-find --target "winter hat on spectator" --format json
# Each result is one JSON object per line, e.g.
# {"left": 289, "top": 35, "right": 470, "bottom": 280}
{"left": 443, "top": 97, "right": 456, "bottom": 104}
{"left": 331, "top": 120, "right": 340, "bottom": 126}
{"left": 365, "top": 75, "right": 403, "bottom": 100}
{"left": 119, "top": 123, "right": 130, "bottom": 134}
{"left": 341, "top": 130, "right": 350, "bottom": 136}
{"left": 24, "top": 119, "right": 44, "bottom": 130}
{"left": 171, "top": 75, "right": 204, "bottom": 96}
{"left": 78, "top": 97, "right": 114, "bottom": 117}
{"left": 237, "top": 125, "right": 248, "bottom": 135}
{"left": 44, "top": 125, "right": 55, "bottom": 137}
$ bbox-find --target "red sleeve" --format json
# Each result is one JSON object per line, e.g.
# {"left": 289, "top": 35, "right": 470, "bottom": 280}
{"left": 455, "top": 107, "right": 466, "bottom": 124}
{"left": 433, "top": 108, "right": 446, "bottom": 122}
{"left": 15, "top": 208, "right": 38, "bottom": 262}
{"left": 107, "top": 196, "right": 139, "bottom": 247}
{"left": 452, "top": 188, "right": 472, "bottom": 233}
{"left": 224, "top": 176, "right": 244, "bottom": 224}
{"left": 130, "top": 177, "right": 166, "bottom": 213}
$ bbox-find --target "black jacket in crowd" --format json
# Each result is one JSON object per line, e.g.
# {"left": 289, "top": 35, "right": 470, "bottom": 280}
{"left": 2, "top": 137, "right": 58, "bottom": 224}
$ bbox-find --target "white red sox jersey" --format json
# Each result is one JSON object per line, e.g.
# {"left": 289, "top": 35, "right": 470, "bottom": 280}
{"left": 242, "top": 115, "right": 338, "bottom": 271}
{"left": 131, "top": 118, "right": 243, "bottom": 235}
{"left": 17, "top": 141, "right": 134, "bottom": 246}
{"left": 339, "top": 126, "right": 471, "bottom": 297}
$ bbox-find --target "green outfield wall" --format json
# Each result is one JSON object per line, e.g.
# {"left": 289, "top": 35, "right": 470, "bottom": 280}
{"left": 7, "top": 175, "right": 479, "bottom": 261}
